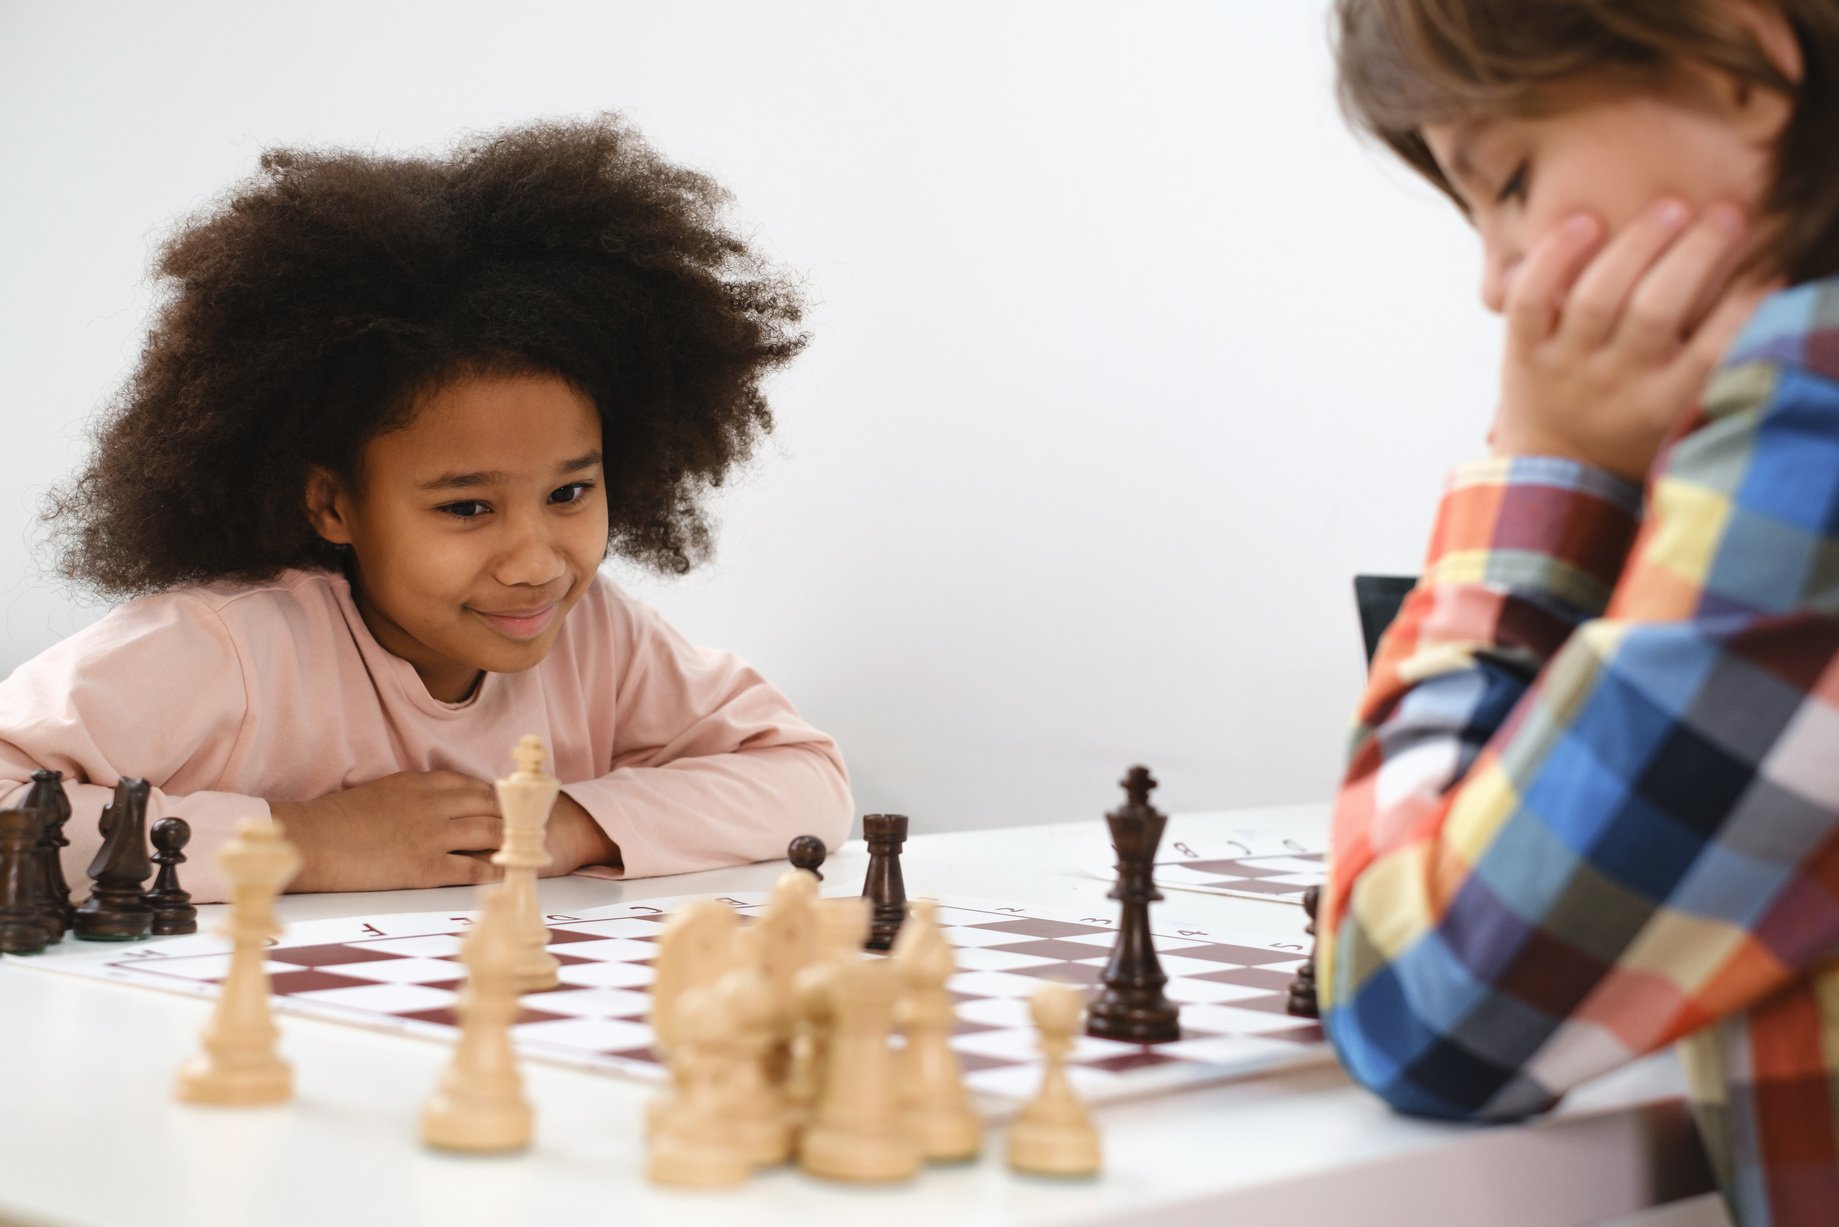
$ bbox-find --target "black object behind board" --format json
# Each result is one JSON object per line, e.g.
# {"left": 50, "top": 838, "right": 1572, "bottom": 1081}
{"left": 1354, "top": 575, "right": 1417, "bottom": 665}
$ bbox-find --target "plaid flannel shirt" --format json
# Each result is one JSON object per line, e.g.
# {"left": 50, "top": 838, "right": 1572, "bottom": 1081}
{"left": 1318, "top": 278, "right": 1839, "bottom": 1226}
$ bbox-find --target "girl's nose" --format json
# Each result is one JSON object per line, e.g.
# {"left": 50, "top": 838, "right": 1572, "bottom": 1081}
{"left": 496, "top": 519, "right": 566, "bottom": 588}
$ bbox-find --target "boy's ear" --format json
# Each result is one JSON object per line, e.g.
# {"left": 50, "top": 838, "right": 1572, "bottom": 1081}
{"left": 303, "top": 466, "right": 356, "bottom": 547}
{"left": 1723, "top": 0, "right": 1803, "bottom": 139}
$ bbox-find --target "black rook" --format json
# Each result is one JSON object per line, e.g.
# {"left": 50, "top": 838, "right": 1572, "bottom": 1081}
{"left": 861, "top": 813, "right": 908, "bottom": 952}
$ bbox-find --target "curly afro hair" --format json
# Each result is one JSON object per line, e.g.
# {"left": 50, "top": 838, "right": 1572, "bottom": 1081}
{"left": 46, "top": 113, "right": 808, "bottom": 598}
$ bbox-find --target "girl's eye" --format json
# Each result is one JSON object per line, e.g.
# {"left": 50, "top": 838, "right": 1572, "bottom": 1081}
{"left": 438, "top": 500, "right": 489, "bottom": 520}
{"left": 549, "top": 481, "right": 596, "bottom": 506}
{"left": 1496, "top": 162, "right": 1529, "bottom": 205}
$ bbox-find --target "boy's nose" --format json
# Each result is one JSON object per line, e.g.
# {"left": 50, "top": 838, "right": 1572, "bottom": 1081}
{"left": 1479, "top": 252, "right": 1518, "bottom": 316}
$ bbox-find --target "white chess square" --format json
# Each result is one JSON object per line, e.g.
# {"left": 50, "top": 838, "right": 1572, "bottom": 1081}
{"left": 956, "top": 997, "right": 1033, "bottom": 1029}
{"left": 292, "top": 983, "right": 457, "bottom": 1013}
{"left": 557, "top": 959, "right": 655, "bottom": 990}
{"left": 525, "top": 987, "right": 652, "bottom": 1019}
{"left": 139, "top": 955, "right": 291, "bottom": 981}
{"left": 949, "top": 946, "right": 1061, "bottom": 972}
{"left": 323, "top": 957, "right": 466, "bottom": 985}
{"left": 352, "top": 935, "right": 464, "bottom": 959}
{"left": 513, "top": 1016, "right": 652, "bottom": 1052}
{"left": 939, "top": 925, "right": 1057, "bottom": 949}
{"left": 1164, "top": 979, "right": 1282, "bottom": 1006}
{"left": 550, "top": 937, "right": 659, "bottom": 963}
{"left": 947, "top": 969, "right": 1061, "bottom": 999}
{"left": 554, "top": 918, "right": 674, "bottom": 940}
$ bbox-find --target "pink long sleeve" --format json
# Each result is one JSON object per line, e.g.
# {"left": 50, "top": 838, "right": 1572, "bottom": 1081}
{"left": 0, "top": 569, "right": 853, "bottom": 902}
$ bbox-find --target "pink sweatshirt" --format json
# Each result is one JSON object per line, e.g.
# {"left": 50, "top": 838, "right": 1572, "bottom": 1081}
{"left": 0, "top": 568, "right": 852, "bottom": 903}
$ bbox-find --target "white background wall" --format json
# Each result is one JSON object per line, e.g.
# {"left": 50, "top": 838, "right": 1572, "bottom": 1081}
{"left": 0, "top": 0, "right": 1501, "bottom": 835}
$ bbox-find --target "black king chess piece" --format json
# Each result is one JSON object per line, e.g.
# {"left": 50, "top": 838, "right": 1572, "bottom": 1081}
{"left": 861, "top": 813, "right": 908, "bottom": 951}
{"left": 74, "top": 778, "right": 155, "bottom": 942}
{"left": 787, "top": 834, "right": 827, "bottom": 881}
{"left": 0, "top": 808, "right": 50, "bottom": 955}
{"left": 145, "top": 817, "right": 199, "bottom": 936}
{"left": 25, "top": 769, "right": 75, "bottom": 940}
{"left": 1087, "top": 766, "right": 1181, "bottom": 1044}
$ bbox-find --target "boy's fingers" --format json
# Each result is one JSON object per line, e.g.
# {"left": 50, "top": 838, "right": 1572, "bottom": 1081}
{"left": 1561, "top": 198, "right": 1689, "bottom": 346}
{"left": 446, "top": 815, "right": 505, "bottom": 852}
{"left": 1507, "top": 212, "right": 1603, "bottom": 348}
{"left": 1622, "top": 205, "right": 1748, "bottom": 356}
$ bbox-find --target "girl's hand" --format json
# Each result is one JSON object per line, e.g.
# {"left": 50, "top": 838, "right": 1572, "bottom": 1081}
{"left": 1492, "top": 198, "right": 1778, "bottom": 481}
{"left": 272, "top": 771, "right": 503, "bottom": 894}
{"left": 541, "top": 792, "right": 622, "bottom": 877}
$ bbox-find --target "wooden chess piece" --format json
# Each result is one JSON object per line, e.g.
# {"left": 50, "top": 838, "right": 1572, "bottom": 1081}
{"left": 893, "top": 899, "right": 982, "bottom": 1161}
{"left": 786, "top": 896, "right": 871, "bottom": 1122}
{"left": 145, "top": 817, "right": 198, "bottom": 936}
{"left": 0, "top": 809, "right": 49, "bottom": 955}
{"left": 422, "top": 885, "right": 533, "bottom": 1152}
{"left": 73, "top": 778, "right": 155, "bottom": 942}
{"left": 24, "top": 770, "right": 73, "bottom": 939}
{"left": 1007, "top": 982, "right": 1101, "bottom": 1177}
{"left": 798, "top": 957, "right": 921, "bottom": 1182}
{"left": 647, "top": 979, "right": 754, "bottom": 1188}
{"left": 1086, "top": 766, "right": 1180, "bottom": 1043}
{"left": 861, "top": 813, "right": 909, "bottom": 952}
{"left": 714, "top": 963, "right": 793, "bottom": 1166}
{"left": 1286, "top": 884, "right": 1320, "bottom": 1019}
{"left": 646, "top": 899, "right": 740, "bottom": 1138}
{"left": 492, "top": 734, "right": 560, "bottom": 992}
{"left": 787, "top": 833, "right": 827, "bottom": 881}
{"left": 756, "top": 871, "right": 820, "bottom": 1086}
{"left": 174, "top": 816, "right": 302, "bottom": 1105}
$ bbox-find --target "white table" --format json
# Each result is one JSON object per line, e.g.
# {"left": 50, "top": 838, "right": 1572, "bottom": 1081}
{"left": 0, "top": 805, "right": 1718, "bottom": 1227}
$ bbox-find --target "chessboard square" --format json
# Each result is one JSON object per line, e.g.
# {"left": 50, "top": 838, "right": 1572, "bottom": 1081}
{"left": 1188, "top": 1002, "right": 1324, "bottom": 1036}
{"left": 267, "top": 943, "right": 409, "bottom": 969}
{"left": 523, "top": 987, "right": 653, "bottom": 1019}
{"left": 951, "top": 1029, "right": 1044, "bottom": 1062}
{"left": 292, "top": 982, "right": 458, "bottom": 1013}
{"left": 956, "top": 1051, "right": 1028, "bottom": 1078}
{"left": 990, "top": 938, "right": 1121, "bottom": 961}
{"left": 557, "top": 960, "right": 655, "bottom": 990}
{"left": 551, "top": 918, "right": 676, "bottom": 940}
{"left": 1195, "top": 966, "right": 1297, "bottom": 991}
{"left": 955, "top": 997, "right": 1034, "bottom": 1029}
{"left": 1165, "top": 978, "right": 1281, "bottom": 1006}
{"left": 354, "top": 935, "right": 464, "bottom": 958}
{"left": 949, "top": 946, "right": 1060, "bottom": 973}
{"left": 1205, "top": 879, "right": 1307, "bottom": 897}
{"left": 948, "top": 969, "right": 1065, "bottom": 999}
{"left": 325, "top": 957, "right": 468, "bottom": 985}
{"left": 1154, "top": 1034, "right": 1301, "bottom": 1064}
{"left": 939, "top": 925, "right": 1060, "bottom": 949}
{"left": 512, "top": 1016, "right": 652, "bottom": 1052}
{"left": 1057, "top": 932, "right": 1206, "bottom": 952}
{"left": 1159, "top": 952, "right": 1282, "bottom": 979}
{"left": 1162, "top": 943, "right": 1305, "bottom": 968}
{"left": 1076, "top": 1049, "right": 1188, "bottom": 1073}
{"left": 1177, "top": 859, "right": 1280, "bottom": 877}
{"left": 1178, "top": 1001, "right": 1290, "bottom": 1035}
{"left": 1008, "top": 962, "right": 1103, "bottom": 987}
{"left": 551, "top": 937, "right": 659, "bottom": 963}
{"left": 967, "top": 918, "right": 1115, "bottom": 939}
{"left": 267, "top": 969, "right": 373, "bottom": 994}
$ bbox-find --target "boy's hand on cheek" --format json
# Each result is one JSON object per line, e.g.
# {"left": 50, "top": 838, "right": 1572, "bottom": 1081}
{"left": 1492, "top": 199, "right": 1778, "bottom": 481}
{"left": 271, "top": 771, "right": 505, "bottom": 894}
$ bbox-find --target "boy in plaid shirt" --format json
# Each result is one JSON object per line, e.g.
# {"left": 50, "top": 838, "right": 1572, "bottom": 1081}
{"left": 1323, "top": 2, "right": 1839, "bottom": 1222}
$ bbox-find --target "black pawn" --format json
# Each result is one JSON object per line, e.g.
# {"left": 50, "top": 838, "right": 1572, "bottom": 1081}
{"left": 861, "top": 813, "right": 908, "bottom": 952}
{"left": 145, "top": 817, "right": 198, "bottom": 936}
{"left": 25, "top": 769, "right": 74, "bottom": 940}
{"left": 1087, "top": 766, "right": 1181, "bottom": 1044}
{"left": 0, "top": 809, "right": 49, "bottom": 955}
{"left": 787, "top": 834, "right": 827, "bottom": 881}
{"left": 1285, "top": 885, "right": 1320, "bottom": 1019}
{"left": 74, "top": 779, "right": 154, "bottom": 942}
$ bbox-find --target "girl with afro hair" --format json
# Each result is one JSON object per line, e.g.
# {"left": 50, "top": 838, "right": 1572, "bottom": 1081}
{"left": 0, "top": 115, "right": 852, "bottom": 902}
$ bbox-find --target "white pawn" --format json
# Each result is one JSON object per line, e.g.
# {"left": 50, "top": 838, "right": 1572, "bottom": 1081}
{"left": 493, "top": 734, "right": 560, "bottom": 993}
{"left": 786, "top": 896, "right": 871, "bottom": 1120}
{"left": 1006, "top": 982, "right": 1101, "bottom": 1177}
{"left": 174, "top": 816, "right": 301, "bottom": 1106}
{"left": 647, "top": 900, "right": 740, "bottom": 1138}
{"left": 798, "top": 957, "right": 920, "bottom": 1182}
{"left": 893, "top": 900, "right": 982, "bottom": 1161}
{"left": 421, "top": 886, "right": 532, "bottom": 1153}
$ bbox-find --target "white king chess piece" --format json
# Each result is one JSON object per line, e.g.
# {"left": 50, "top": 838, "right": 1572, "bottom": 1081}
{"left": 493, "top": 735, "right": 561, "bottom": 993}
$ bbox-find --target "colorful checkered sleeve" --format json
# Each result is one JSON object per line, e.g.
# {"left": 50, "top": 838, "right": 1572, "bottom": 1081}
{"left": 1319, "top": 280, "right": 1839, "bottom": 1226}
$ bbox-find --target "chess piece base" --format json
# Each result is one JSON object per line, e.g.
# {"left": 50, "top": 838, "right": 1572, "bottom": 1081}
{"left": 799, "top": 1124, "right": 921, "bottom": 1182}
{"left": 421, "top": 1096, "right": 533, "bottom": 1153}
{"left": 912, "top": 1101, "right": 983, "bottom": 1162}
{"left": 0, "top": 921, "right": 47, "bottom": 955}
{"left": 648, "top": 1133, "right": 751, "bottom": 1187}
{"left": 516, "top": 950, "right": 560, "bottom": 994}
{"left": 174, "top": 1055, "right": 293, "bottom": 1106}
{"left": 1007, "top": 1120, "right": 1101, "bottom": 1177}
{"left": 1085, "top": 995, "right": 1180, "bottom": 1044}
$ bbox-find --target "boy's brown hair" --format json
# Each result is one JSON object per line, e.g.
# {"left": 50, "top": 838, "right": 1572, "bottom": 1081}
{"left": 1333, "top": 0, "right": 1839, "bottom": 283}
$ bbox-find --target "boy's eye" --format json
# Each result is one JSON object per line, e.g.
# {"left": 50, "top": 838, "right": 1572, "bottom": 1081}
{"left": 438, "top": 500, "right": 490, "bottom": 520}
{"left": 1496, "top": 162, "right": 1529, "bottom": 205}
{"left": 549, "top": 481, "right": 596, "bottom": 506}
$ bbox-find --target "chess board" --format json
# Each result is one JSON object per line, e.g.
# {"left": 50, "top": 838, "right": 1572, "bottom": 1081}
{"left": 30, "top": 892, "right": 1329, "bottom": 1108}
{"left": 1053, "top": 821, "right": 1326, "bottom": 905}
